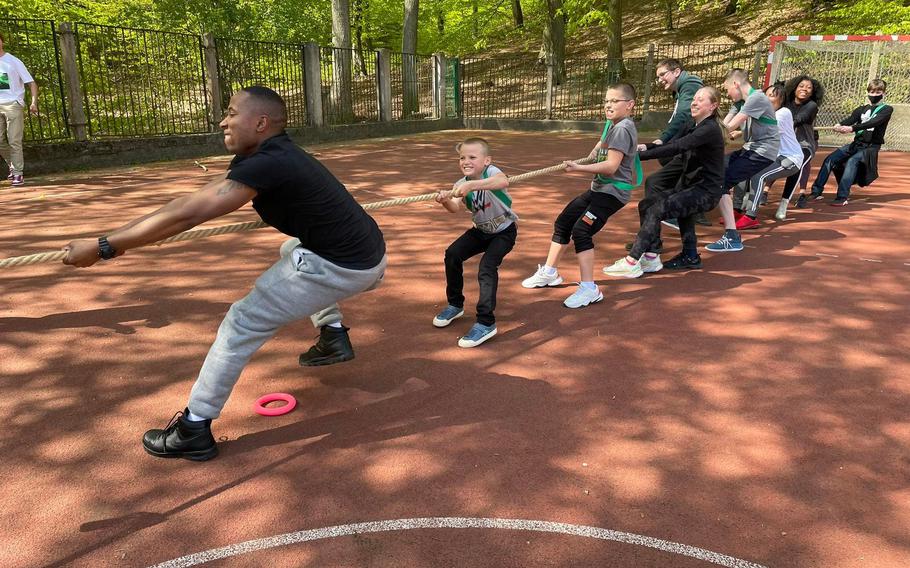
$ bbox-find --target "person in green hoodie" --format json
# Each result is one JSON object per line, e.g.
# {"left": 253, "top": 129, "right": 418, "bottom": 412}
{"left": 626, "top": 58, "right": 707, "bottom": 254}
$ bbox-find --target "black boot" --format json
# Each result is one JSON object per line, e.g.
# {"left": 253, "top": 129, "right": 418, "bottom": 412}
{"left": 694, "top": 212, "right": 712, "bottom": 226}
{"left": 142, "top": 409, "right": 218, "bottom": 461}
{"left": 299, "top": 325, "right": 355, "bottom": 367}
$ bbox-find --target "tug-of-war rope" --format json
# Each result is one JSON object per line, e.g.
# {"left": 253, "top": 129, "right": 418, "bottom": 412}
{"left": 0, "top": 157, "right": 594, "bottom": 269}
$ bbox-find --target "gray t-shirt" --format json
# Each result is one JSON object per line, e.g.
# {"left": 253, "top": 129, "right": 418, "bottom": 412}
{"left": 590, "top": 117, "right": 638, "bottom": 204}
{"left": 729, "top": 89, "right": 780, "bottom": 160}
{"left": 458, "top": 164, "right": 518, "bottom": 234}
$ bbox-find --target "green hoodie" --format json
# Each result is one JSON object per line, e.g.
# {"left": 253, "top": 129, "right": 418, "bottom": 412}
{"left": 659, "top": 71, "right": 704, "bottom": 143}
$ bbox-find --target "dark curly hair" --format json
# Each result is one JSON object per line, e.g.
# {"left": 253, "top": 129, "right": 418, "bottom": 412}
{"left": 784, "top": 75, "right": 824, "bottom": 106}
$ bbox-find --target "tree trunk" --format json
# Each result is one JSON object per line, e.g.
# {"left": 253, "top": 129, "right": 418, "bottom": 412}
{"left": 331, "top": 0, "right": 354, "bottom": 121}
{"left": 353, "top": 0, "right": 368, "bottom": 77}
{"left": 606, "top": 0, "right": 622, "bottom": 60}
{"left": 540, "top": 0, "right": 565, "bottom": 83}
{"left": 725, "top": 0, "right": 738, "bottom": 15}
{"left": 437, "top": 10, "right": 444, "bottom": 33}
{"left": 512, "top": 0, "right": 524, "bottom": 28}
{"left": 472, "top": 1, "right": 479, "bottom": 36}
{"left": 664, "top": 0, "right": 674, "bottom": 31}
{"left": 402, "top": 0, "right": 420, "bottom": 118}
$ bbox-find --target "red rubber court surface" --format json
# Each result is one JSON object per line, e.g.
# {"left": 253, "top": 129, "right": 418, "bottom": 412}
{"left": 1, "top": 130, "right": 909, "bottom": 568}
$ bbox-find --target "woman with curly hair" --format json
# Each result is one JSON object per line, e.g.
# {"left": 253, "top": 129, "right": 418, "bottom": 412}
{"left": 781, "top": 75, "right": 824, "bottom": 213}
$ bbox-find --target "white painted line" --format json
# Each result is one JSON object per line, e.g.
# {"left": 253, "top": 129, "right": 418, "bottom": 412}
{"left": 859, "top": 258, "right": 883, "bottom": 263}
{"left": 147, "top": 517, "right": 768, "bottom": 568}
{"left": 815, "top": 253, "right": 838, "bottom": 258}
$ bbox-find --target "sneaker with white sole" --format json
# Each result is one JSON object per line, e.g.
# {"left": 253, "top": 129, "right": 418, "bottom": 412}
{"left": 603, "top": 257, "right": 644, "bottom": 278}
{"left": 705, "top": 234, "right": 744, "bottom": 252}
{"left": 433, "top": 305, "right": 464, "bottom": 328}
{"left": 458, "top": 322, "right": 497, "bottom": 348}
{"left": 521, "top": 264, "right": 563, "bottom": 288}
{"left": 661, "top": 219, "right": 680, "bottom": 231}
{"left": 10, "top": 174, "right": 23, "bottom": 186}
{"left": 640, "top": 254, "right": 663, "bottom": 273}
{"left": 563, "top": 285, "right": 603, "bottom": 308}
{"left": 775, "top": 198, "right": 789, "bottom": 221}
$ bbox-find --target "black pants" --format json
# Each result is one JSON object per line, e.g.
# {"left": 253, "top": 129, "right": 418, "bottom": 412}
{"left": 445, "top": 224, "right": 517, "bottom": 326}
{"left": 630, "top": 187, "right": 720, "bottom": 259}
{"left": 639, "top": 156, "right": 686, "bottom": 251}
{"left": 552, "top": 190, "right": 625, "bottom": 253}
{"left": 781, "top": 147, "right": 814, "bottom": 200}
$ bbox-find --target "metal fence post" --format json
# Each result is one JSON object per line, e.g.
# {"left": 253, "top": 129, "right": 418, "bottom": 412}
{"left": 376, "top": 48, "right": 392, "bottom": 122}
{"left": 751, "top": 43, "right": 766, "bottom": 87}
{"left": 303, "top": 42, "right": 324, "bottom": 127}
{"left": 57, "top": 22, "right": 87, "bottom": 141}
{"left": 545, "top": 57, "right": 555, "bottom": 120}
{"left": 201, "top": 33, "right": 221, "bottom": 131}
{"left": 641, "top": 43, "right": 655, "bottom": 114}
{"left": 433, "top": 52, "right": 446, "bottom": 119}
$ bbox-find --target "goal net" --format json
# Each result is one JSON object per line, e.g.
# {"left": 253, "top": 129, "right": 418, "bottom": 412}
{"left": 766, "top": 35, "right": 910, "bottom": 152}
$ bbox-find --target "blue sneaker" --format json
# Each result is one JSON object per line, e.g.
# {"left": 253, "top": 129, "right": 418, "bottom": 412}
{"left": 705, "top": 234, "right": 744, "bottom": 252}
{"left": 458, "top": 322, "right": 497, "bottom": 348}
{"left": 433, "top": 305, "right": 464, "bottom": 328}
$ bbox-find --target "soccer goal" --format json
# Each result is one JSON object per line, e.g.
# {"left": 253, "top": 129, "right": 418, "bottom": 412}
{"left": 766, "top": 35, "right": 910, "bottom": 152}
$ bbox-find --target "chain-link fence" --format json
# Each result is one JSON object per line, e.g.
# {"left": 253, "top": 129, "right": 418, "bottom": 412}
{"left": 0, "top": 18, "right": 69, "bottom": 142}
{"left": 216, "top": 38, "right": 308, "bottom": 128}
{"left": 75, "top": 23, "right": 209, "bottom": 137}
{"left": 770, "top": 38, "right": 910, "bottom": 152}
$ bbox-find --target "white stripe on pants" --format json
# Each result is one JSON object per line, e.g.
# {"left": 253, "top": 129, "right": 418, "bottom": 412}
{"left": 736, "top": 157, "right": 799, "bottom": 216}
{"left": 188, "top": 241, "right": 386, "bottom": 418}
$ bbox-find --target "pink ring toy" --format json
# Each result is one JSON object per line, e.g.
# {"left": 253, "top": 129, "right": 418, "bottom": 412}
{"left": 254, "top": 393, "right": 297, "bottom": 416}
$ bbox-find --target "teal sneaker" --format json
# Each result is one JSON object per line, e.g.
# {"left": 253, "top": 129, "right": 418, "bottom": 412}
{"left": 458, "top": 323, "right": 497, "bottom": 348}
{"left": 705, "top": 234, "right": 744, "bottom": 252}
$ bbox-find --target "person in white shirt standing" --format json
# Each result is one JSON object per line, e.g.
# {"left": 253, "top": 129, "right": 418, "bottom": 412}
{"left": 0, "top": 31, "right": 39, "bottom": 187}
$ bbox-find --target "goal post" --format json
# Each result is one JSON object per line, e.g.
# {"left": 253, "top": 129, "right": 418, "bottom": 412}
{"left": 766, "top": 35, "right": 910, "bottom": 152}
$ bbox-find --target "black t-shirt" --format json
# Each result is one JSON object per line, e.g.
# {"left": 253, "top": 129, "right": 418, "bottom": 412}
{"left": 227, "top": 132, "right": 385, "bottom": 270}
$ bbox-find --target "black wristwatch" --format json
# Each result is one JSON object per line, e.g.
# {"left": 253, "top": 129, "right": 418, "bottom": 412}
{"left": 98, "top": 236, "right": 117, "bottom": 260}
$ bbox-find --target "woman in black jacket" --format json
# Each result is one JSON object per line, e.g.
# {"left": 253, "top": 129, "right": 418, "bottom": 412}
{"left": 603, "top": 86, "right": 727, "bottom": 276}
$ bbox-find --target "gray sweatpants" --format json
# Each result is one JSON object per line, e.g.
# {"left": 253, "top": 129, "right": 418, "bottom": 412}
{"left": 188, "top": 238, "right": 386, "bottom": 418}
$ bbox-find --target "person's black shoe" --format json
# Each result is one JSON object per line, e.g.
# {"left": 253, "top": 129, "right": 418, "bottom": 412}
{"left": 663, "top": 252, "right": 703, "bottom": 270}
{"left": 795, "top": 194, "right": 808, "bottom": 209}
{"left": 142, "top": 409, "right": 218, "bottom": 461}
{"left": 694, "top": 212, "right": 712, "bottom": 226}
{"left": 299, "top": 325, "right": 355, "bottom": 366}
{"left": 626, "top": 242, "right": 663, "bottom": 254}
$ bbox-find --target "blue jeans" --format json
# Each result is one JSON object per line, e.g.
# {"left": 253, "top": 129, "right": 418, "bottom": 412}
{"left": 811, "top": 144, "right": 865, "bottom": 200}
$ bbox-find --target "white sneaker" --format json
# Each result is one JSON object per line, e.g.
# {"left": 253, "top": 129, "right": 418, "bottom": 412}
{"left": 563, "top": 285, "right": 603, "bottom": 308}
{"left": 640, "top": 254, "right": 663, "bottom": 273}
{"left": 775, "top": 198, "right": 789, "bottom": 221}
{"left": 603, "top": 257, "right": 644, "bottom": 278}
{"left": 522, "top": 264, "right": 563, "bottom": 288}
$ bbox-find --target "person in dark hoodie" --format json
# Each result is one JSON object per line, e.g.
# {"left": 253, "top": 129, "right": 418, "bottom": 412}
{"left": 808, "top": 78, "right": 892, "bottom": 207}
{"left": 632, "top": 58, "right": 708, "bottom": 246}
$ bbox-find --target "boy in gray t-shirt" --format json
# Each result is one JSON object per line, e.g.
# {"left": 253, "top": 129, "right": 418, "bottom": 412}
{"left": 521, "top": 82, "right": 640, "bottom": 309}
{"left": 706, "top": 69, "right": 779, "bottom": 253}
{"left": 433, "top": 137, "right": 518, "bottom": 348}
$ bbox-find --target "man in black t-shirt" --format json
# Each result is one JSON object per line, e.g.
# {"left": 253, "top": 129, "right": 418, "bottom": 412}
{"left": 63, "top": 86, "right": 387, "bottom": 461}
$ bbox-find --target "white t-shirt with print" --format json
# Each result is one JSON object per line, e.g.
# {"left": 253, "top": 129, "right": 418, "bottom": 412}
{"left": 0, "top": 53, "right": 34, "bottom": 106}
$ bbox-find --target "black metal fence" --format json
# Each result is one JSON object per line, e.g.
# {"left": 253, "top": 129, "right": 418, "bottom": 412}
{"left": 319, "top": 46, "right": 379, "bottom": 124}
{"left": 2, "top": 17, "right": 778, "bottom": 143}
{"left": 651, "top": 43, "right": 761, "bottom": 111}
{"left": 390, "top": 52, "right": 435, "bottom": 120}
{"left": 216, "top": 38, "right": 308, "bottom": 128}
{"left": 0, "top": 18, "right": 69, "bottom": 142}
{"left": 74, "top": 23, "right": 209, "bottom": 137}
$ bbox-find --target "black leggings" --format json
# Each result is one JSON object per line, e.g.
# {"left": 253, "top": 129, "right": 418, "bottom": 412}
{"left": 630, "top": 187, "right": 720, "bottom": 259}
{"left": 552, "top": 190, "right": 625, "bottom": 254}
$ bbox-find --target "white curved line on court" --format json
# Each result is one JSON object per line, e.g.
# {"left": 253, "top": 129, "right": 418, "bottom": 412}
{"left": 147, "top": 517, "right": 767, "bottom": 568}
